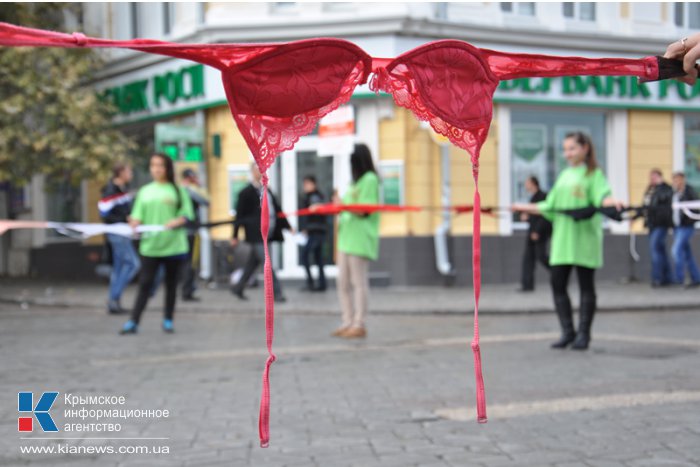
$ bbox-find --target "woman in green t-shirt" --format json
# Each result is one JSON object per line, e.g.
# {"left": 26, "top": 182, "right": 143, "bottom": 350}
{"left": 513, "top": 132, "right": 623, "bottom": 350}
{"left": 332, "top": 144, "right": 380, "bottom": 339}
{"left": 120, "top": 153, "right": 194, "bottom": 335}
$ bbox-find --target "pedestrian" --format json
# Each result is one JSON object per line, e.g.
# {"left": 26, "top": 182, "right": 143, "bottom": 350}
{"left": 512, "top": 132, "right": 624, "bottom": 350}
{"left": 300, "top": 175, "right": 328, "bottom": 292}
{"left": 332, "top": 143, "right": 380, "bottom": 339}
{"left": 180, "top": 168, "right": 210, "bottom": 301}
{"left": 641, "top": 168, "right": 674, "bottom": 287}
{"left": 120, "top": 153, "right": 194, "bottom": 335}
{"left": 671, "top": 172, "right": 700, "bottom": 287}
{"left": 230, "top": 163, "right": 292, "bottom": 303}
{"left": 518, "top": 175, "right": 551, "bottom": 292}
{"left": 99, "top": 161, "right": 140, "bottom": 315}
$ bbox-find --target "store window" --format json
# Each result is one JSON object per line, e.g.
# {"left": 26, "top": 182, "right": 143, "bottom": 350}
{"left": 674, "top": 2, "right": 700, "bottom": 29}
{"left": 500, "top": 2, "right": 536, "bottom": 16}
{"left": 563, "top": 2, "right": 596, "bottom": 21}
{"left": 683, "top": 115, "right": 700, "bottom": 191}
{"left": 271, "top": 2, "right": 298, "bottom": 14}
{"left": 45, "top": 176, "right": 82, "bottom": 238}
{"left": 130, "top": 3, "right": 140, "bottom": 38}
{"left": 163, "top": 2, "right": 175, "bottom": 35}
{"left": 510, "top": 108, "right": 607, "bottom": 206}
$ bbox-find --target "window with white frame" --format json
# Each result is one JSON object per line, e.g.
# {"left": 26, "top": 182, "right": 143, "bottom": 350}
{"left": 510, "top": 108, "right": 607, "bottom": 206}
{"left": 271, "top": 2, "right": 298, "bottom": 14}
{"left": 197, "top": 2, "right": 206, "bottom": 24}
{"left": 163, "top": 2, "right": 175, "bottom": 35}
{"left": 500, "top": 2, "right": 536, "bottom": 16}
{"left": 45, "top": 176, "right": 83, "bottom": 238}
{"left": 323, "top": 2, "right": 354, "bottom": 13}
{"left": 130, "top": 2, "right": 139, "bottom": 38}
{"left": 563, "top": 2, "right": 596, "bottom": 21}
{"left": 674, "top": 2, "right": 700, "bottom": 29}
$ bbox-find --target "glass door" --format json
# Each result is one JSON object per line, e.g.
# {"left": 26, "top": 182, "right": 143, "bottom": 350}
{"left": 295, "top": 150, "right": 335, "bottom": 266}
{"left": 278, "top": 136, "right": 341, "bottom": 279}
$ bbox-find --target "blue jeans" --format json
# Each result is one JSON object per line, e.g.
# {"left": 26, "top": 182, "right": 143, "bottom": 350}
{"left": 107, "top": 233, "right": 140, "bottom": 302}
{"left": 672, "top": 226, "right": 700, "bottom": 284}
{"left": 649, "top": 227, "right": 673, "bottom": 285}
{"left": 301, "top": 232, "right": 327, "bottom": 289}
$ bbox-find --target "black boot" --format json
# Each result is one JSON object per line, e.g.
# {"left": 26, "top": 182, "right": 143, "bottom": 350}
{"left": 551, "top": 295, "right": 576, "bottom": 348}
{"left": 571, "top": 295, "right": 596, "bottom": 350}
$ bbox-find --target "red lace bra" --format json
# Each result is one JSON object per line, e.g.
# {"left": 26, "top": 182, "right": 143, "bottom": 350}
{"left": 0, "top": 22, "right": 666, "bottom": 171}
{"left": 0, "top": 21, "right": 677, "bottom": 448}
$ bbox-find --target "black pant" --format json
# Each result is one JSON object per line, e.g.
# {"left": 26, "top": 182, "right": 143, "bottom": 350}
{"left": 301, "top": 232, "right": 327, "bottom": 289}
{"left": 181, "top": 235, "right": 197, "bottom": 298}
{"left": 233, "top": 242, "right": 283, "bottom": 298}
{"left": 521, "top": 235, "right": 550, "bottom": 290}
{"left": 550, "top": 265, "right": 596, "bottom": 328}
{"left": 130, "top": 256, "right": 184, "bottom": 325}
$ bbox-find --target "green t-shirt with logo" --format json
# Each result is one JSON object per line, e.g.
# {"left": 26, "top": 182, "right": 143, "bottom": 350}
{"left": 537, "top": 165, "right": 611, "bottom": 269}
{"left": 130, "top": 181, "right": 194, "bottom": 258}
{"left": 337, "top": 171, "right": 380, "bottom": 261}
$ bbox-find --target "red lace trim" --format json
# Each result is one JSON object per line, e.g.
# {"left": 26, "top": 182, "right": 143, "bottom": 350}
{"left": 223, "top": 61, "right": 367, "bottom": 173}
{"left": 370, "top": 64, "right": 491, "bottom": 167}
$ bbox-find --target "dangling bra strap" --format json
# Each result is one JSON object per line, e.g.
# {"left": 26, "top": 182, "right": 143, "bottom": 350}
{"left": 258, "top": 175, "right": 277, "bottom": 448}
{"left": 471, "top": 166, "right": 487, "bottom": 423}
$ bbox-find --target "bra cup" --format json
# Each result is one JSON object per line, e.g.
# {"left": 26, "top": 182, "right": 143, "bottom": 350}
{"left": 401, "top": 46, "right": 498, "bottom": 129}
{"left": 377, "top": 42, "right": 499, "bottom": 158}
{"left": 228, "top": 45, "right": 367, "bottom": 118}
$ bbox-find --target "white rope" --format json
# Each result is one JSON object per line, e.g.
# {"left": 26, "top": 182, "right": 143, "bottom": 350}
{"left": 0, "top": 220, "right": 165, "bottom": 239}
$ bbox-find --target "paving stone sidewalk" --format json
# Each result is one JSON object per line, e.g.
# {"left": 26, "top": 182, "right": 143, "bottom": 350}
{"left": 2, "top": 304, "right": 699, "bottom": 466}
{"left": 0, "top": 278, "right": 697, "bottom": 315}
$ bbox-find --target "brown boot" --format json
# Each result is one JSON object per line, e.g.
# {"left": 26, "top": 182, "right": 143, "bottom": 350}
{"left": 331, "top": 326, "right": 350, "bottom": 337}
{"left": 342, "top": 327, "right": 367, "bottom": 339}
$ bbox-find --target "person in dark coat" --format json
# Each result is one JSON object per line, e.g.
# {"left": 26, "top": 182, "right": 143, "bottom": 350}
{"left": 99, "top": 161, "right": 140, "bottom": 314}
{"left": 300, "top": 175, "right": 328, "bottom": 292}
{"left": 519, "top": 176, "right": 551, "bottom": 292}
{"left": 642, "top": 168, "right": 674, "bottom": 287}
{"left": 230, "top": 163, "right": 292, "bottom": 302}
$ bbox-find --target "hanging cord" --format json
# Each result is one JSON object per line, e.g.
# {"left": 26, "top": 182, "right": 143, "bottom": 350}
{"left": 470, "top": 165, "right": 487, "bottom": 423}
{"left": 258, "top": 174, "right": 276, "bottom": 448}
{"left": 629, "top": 232, "right": 640, "bottom": 262}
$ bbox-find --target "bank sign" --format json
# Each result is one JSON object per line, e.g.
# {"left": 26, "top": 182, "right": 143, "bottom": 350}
{"left": 495, "top": 75, "right": 700, "bottom": 110}
{"left": 99, "top": 61, "right": 224, "bottom": 122}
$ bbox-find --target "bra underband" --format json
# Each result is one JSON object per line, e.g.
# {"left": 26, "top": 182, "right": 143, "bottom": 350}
{"left": 0, "top": 21, "right": 680, "bottom": 448}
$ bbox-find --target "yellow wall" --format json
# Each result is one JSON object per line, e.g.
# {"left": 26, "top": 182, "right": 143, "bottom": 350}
{"left": 628, "top": 110, "right": 674, "bottom": 233}
{"left": 378, "top": 106, "right": 409, "bottom": 236}
{"left": 206, "top": 105, "right": 252, "bottom": 240}
{"left": 448, "top": 117, "right": 499, "bottom": 236}
{"left": 377, "top": 106, "right": 499, "bottom": 237}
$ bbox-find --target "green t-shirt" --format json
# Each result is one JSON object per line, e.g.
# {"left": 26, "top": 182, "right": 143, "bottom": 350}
{"left": 537, "top": 165, "right": 611, "bottom": 269}
{"left": 130, "top": 181, "right": 194, "bottom": 258}
{"left": 337, "top": 171, "right": 380, "bottom": 261}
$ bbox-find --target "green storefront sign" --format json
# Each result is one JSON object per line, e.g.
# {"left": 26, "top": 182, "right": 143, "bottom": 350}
{"left": 498, "top": 75, "right": 700, "bottom": 105}
{"left": 103, "top": 64, "right": 205, "bottom": 115}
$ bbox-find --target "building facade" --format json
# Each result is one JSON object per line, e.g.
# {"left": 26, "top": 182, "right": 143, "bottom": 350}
{"left": 13, "top": 2, "right": 700, "bottom": 285}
